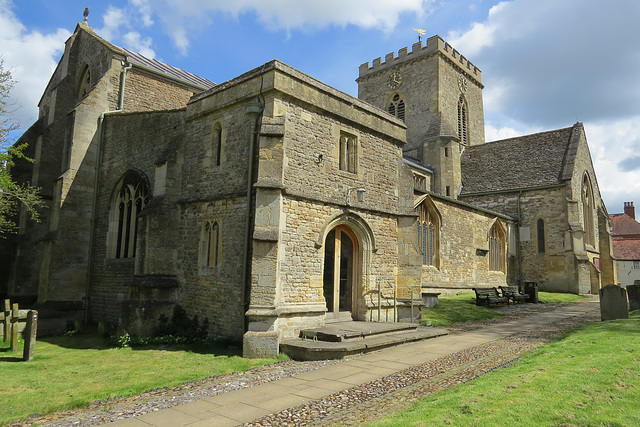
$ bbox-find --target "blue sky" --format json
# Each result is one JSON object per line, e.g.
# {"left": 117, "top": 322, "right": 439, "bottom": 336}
{"left": 1, "top": 0, "right": 640, "bottom": 213}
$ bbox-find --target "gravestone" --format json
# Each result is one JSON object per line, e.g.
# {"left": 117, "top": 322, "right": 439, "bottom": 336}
{"left": 599, "top": 284, "right": 629, "bottom": 321}
{"left": 628, "top": 282, "right": 640, "bottom": 312}
{"left": 3, "top": 299, "right": 10, "bottom": 342}
{"left": 23, "top": 310, "right": 38, "bottom": 362}
{"left": 10, "top": 303, "right": 19, "bottom": 351}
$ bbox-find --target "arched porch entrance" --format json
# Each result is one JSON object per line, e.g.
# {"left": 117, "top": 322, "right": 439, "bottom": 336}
{"left": 323, "top": 225, "right": 360, "bottom": 321}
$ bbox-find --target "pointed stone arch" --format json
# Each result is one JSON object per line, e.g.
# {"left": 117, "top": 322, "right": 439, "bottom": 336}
{"left": 488, "top": 219, "right": 507, "bottom": 272}
{"left": 414, "top": 195, "right": 442, "bottom": 267}
{"left": 106, "top": 169, "right": 151, "bottom": 259}
{"left": 316, "top": 212, "right": 375, "bottom": 321}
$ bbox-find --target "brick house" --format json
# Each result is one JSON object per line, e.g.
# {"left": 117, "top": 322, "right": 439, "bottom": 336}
{"left": 609, "top": 202, "right": 640, "bottom": 286}
{"left": 1, "top": 22, "right": 615, "bottom": 357}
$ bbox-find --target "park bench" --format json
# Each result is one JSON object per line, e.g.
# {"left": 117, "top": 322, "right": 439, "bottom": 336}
{"left": 473, "top": 287, "right": 509, "bottom": 307}
{"left": 499, "top": 285, "right": 530, "bottom": 304}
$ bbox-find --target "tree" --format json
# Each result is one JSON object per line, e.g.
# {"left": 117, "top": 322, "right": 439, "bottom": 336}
{"left": 0, "top": 60, "right": 43, "bottom": 237}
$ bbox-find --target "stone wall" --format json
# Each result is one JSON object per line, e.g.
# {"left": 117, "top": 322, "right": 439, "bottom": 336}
{"left": 419, "top": 196, "right": 511, "bottom": 293}
{"left": 90, "top": 110, "right": 186, "bottom": 326}
{"left": 461, "top": 186, "right": 585, "bottom": 293}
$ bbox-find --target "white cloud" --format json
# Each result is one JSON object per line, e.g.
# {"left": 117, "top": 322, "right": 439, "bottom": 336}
{"left": 0, "top": 0, "right": 69, "bottom": 137}
{"left": 447, "top": 0, "right": 640, "bottom": 211}
{"left": 148, "top": 0, "right": 434, "bottom": 54}
{"left": 123, "top": 32, "right": 156, "bottom": 58}
{"left": 130, "top": 0, "right": 154, "bottom": 27}
{"left": 97, "top": 6, "right": 127, "bottom": 42}
{"left": 484, "top": 125, "right": 521, "bottom": 142}
{"left": 95, "top": 1, "right": 157, "bottom": 58}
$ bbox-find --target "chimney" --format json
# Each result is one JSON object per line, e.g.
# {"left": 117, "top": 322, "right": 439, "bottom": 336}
{"left": 624, "top": 202, "right": 635, "bottom": 219}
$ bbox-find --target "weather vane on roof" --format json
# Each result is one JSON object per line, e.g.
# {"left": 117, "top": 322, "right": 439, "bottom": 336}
{"left": 83, "top": 7, "right": 89, "bottom": 24}
{"left": 413, "top": 28, "right": 426, "bottom": 42}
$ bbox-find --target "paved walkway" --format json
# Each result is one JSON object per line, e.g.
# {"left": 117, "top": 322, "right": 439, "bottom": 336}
{"left": 112, "top": 300, "right": 599, "bottom": 427}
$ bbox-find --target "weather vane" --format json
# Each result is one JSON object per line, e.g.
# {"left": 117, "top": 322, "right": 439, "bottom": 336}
{"left": 413, "top": 28, "right": 426, "bottom": 42}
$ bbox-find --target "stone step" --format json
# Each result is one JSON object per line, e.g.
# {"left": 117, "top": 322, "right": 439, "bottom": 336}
{"left": 299, "top": 321, "right": 420, "bottom": 342}
{"left": 281, "top": 323, "right": 448, "bottom": 361}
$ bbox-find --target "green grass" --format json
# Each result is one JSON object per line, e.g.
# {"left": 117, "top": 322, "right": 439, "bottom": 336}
{"left": 422, "top": 293, "right": 504, "bottom": 327}
{"left": 0, "top": 332, "right": 283, "bottom": 426}
{"left": 422, "top": 291, "right": 588, "bottom": 327}
{"left": 374, "top": 312, "right": 640, "bottom": 426}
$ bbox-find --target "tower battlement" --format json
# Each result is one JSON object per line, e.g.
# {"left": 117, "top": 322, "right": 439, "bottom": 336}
{"left": 358, "top": 35, "right": 481, "bottom": 84}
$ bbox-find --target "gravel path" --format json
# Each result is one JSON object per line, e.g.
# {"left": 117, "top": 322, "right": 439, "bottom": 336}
{"left": 11, "top": 299, "right": 599, "bottom": 427}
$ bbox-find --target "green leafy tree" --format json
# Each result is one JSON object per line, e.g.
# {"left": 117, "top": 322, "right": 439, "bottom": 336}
{"left": 0, "top": 60, "right": 43, "bottom": 236}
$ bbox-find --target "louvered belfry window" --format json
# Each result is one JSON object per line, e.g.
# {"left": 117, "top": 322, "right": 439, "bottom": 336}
{"left": 458, "top": 96, "right": 468, "bottom": 146}
{"left": 388, "top": 93, "right": 406, "bottom": 122}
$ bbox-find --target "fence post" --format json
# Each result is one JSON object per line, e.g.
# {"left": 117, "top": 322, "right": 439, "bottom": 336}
{"left": 3, "top": 299, "right": 10, "bottom": 342}
{"left": 10, "top": 302, "right": 19, "bottom": 352}
{"left": 23, "top": 310, "right": 38, "bottom": 361}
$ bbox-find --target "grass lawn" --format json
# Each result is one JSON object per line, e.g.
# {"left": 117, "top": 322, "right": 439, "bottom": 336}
{"left": 375, "top": 311, "right": 640, "bottom": 426}
{"left": 0, "top": 332, "right": 282, "bottom": 426}
{"left": 422, "top": 291, "right": 587, "bottom": 327}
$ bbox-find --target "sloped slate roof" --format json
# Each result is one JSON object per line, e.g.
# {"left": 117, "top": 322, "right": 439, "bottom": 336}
{"left": 610, "top": 213, "right": 640, "bottom": 237}
{"left": 612, "top": 238, "right": 640, "bottom": 261}
{"left": 460, "top": 124, "right": 581, "bottom": 195}
{"left": 121, "top": 48, "right": 216, "bottom": 90}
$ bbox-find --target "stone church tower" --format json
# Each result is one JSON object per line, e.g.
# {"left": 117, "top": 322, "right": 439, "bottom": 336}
{"left": 357, "top": 35, "right": 484, "bottom": 198}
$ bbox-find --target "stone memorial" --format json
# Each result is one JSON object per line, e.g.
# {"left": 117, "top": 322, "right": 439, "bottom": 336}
{"left": 23, "top": 310, "right": 38, "bottom": 362}
{"left": 599, "top": 284, "right": 628, "bottom": 321}
{"left": 628, "top": 282, "right": 640, "bottom": 312}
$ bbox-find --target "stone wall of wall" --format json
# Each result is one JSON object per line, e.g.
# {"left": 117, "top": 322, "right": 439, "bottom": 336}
{"left": 124, "top": 69, "right": 199, "bottom": 112}
{"left": 90, "top": 110, "right": 185, "bottom": 326}
{"left": 461, "top": 186, "right": 583, "bottom": 292}
{"left": 420, "top": 197, "right": 510, "bottom": 293}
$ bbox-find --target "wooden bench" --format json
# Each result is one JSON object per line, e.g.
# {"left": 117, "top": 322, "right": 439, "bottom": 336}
{"left": 499, "top": 285, "right": 530, "bottom": 304}
{"left": 473, "top": 288, "right": 509, "bottom": 307}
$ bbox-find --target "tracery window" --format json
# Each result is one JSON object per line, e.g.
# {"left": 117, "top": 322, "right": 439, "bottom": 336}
{"left": 78, "top": 65, "right": 91, "bottom": 99}
{"left": 108, "top": 172, "right": 149, "bottom": 259}
{"left": 417, "top": 202, "right": 440, "bottom": 266}
{"left": 489, "top": 222, "right": 506, "bottom": 272}
{"left": 388, "top": 93, "right": 406, "bottom": 122}
{"left": 339, "top": 131, "right": 357, "bottom": 173}
{"left": 457, "top": 95, "right": 469, "bottom": 146}
{"left": 582, "top": 175, "right": 595, "bottom": 247}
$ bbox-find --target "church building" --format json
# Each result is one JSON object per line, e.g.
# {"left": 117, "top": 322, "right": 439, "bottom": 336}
{"left": 1, "top": 20, "right": 615, "bottom": 357}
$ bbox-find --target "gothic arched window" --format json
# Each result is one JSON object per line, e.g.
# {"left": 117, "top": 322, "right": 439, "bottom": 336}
{"left": 582, "top": 175, "right": 595, "bottom": 247}
{"left": 417, "top": 202, "right": 440, "bottom": 266}
{"left": 457, "top": 95, "right": 469, "bottom": 146}
{"left": 388, "top": 94, "right": 406, "bottom": 122}
{"left": 108, "top": 171, "right": 150, "bottom": 259}
{"left": 489, "top": 222, "right": 506, "bottom": 272}
{"left": 78, "top": 65, "right": 91, "bottom": 99}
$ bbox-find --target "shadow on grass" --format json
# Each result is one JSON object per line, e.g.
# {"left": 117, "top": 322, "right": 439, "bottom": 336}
{"left": 37, "top": 330, "right": 242, "bottom": 356}
{"left": 0, "top": 355, "right": 23, "bottom": 362}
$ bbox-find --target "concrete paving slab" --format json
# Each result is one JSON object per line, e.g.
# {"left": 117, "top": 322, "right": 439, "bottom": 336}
{"left": 173, "top": 400, "right": 221, "bottom": 416}
{"left": 130, "top": 408, "right": 200, "bottom": 426}
{"left": 208, "top": 402, "right": 271, "bottom": 422}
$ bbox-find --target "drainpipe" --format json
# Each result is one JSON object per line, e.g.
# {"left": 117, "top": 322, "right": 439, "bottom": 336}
{"left": 84, "top": 60, "right": 130, "bottom": 324}
{"left": 241, "top": 99, "right": 264, "bottom": 331}
{"left": 118, "top": 61, "right": 132, "bottom": 110}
